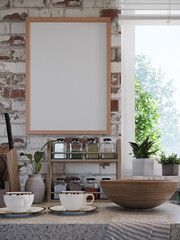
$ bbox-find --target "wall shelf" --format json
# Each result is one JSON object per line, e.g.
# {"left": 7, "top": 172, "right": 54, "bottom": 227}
{"left": 47, "top": 139, "right": 121, "bottom": 202}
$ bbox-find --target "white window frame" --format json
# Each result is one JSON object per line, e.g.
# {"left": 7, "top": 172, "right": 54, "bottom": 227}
{"left": 121, "top": 18, "right": 180, "bottom": 177}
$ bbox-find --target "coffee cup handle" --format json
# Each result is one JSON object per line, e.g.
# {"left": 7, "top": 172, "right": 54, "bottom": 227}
{"left": 86, "top": 193, "right": 94, "bottom": 205}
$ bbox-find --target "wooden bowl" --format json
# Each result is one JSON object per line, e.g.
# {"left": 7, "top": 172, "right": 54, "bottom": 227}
{"left": 100, "top": 180, "right": 178, "bottom": 209}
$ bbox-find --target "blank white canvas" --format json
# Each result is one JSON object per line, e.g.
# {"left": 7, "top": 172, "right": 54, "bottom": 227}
{"left": 30, "top": 22, "right": 107, "bottom": 131}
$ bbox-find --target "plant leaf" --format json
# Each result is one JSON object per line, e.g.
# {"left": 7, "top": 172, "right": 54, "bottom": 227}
{"left": 34, "top": 151, "right": 44, "bottom": 163}
{"left": 20, "top": 152, "right": 33, "bottom": 161}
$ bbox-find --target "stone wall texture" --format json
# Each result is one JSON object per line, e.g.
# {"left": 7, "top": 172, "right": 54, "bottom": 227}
{"left": 0, "top": 0, "right": 121, "bottom": 189}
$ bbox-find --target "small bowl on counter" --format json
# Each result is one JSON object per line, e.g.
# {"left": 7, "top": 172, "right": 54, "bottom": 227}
{"left": 100, "top": 179, "right": 178, "bottom": 209}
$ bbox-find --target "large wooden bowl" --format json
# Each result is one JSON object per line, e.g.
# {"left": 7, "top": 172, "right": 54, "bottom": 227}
{"left": 100, "top": 180, "right": 178, "bottom": 209}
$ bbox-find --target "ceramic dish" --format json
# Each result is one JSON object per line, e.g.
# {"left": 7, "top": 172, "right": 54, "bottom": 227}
{"left": 0, "top": 206, "right": 45, "bottom": 216}
{"left": 48, "top": 205, "right": 97, "bottom": 214}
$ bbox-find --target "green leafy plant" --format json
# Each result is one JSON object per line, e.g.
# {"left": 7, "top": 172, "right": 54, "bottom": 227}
{"left": 157, "top": 152, "right": 180, "bottom": 165}
{"left": 20, "top": 150, "right": 44, "bottom": 174}
{"left": 129, "top": 136, "right": 159, "bottom": 159}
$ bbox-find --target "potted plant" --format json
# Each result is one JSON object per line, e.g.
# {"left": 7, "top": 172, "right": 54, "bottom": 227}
{"left": 20, "top": 150, "right": 45, "bottom": 203}
{"left": 157, "top": 152, "right": 180, "bottom": 176}
{"left": 129, "top": 136, "right": 159, "bottom": 176}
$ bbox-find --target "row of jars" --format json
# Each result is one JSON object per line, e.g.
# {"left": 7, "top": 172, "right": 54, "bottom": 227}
{"left": 53, "top": 177, "right": 110, "bottom": 200}
{"left": 52, "top": 138, "right": 116, "bottom": 159}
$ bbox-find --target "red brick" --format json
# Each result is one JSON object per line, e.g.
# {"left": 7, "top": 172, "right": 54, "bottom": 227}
{"left": 11, "top": 88, "right": 25, "bottom": 98}
{"left": 3, "top": 13, "right": 27, "bottom": 20}
{"left": 3, "top": 87, "right": 10, "bottom": 98}
{"left": 0, "top": 75, "right": 11, "bottom": 86}
{"left": 0, "top": 36, "right": 25, "bottom": 47}
{"left": 100, "top": 9, "right": 121, "bottom": 20}
{"left": 52, "top": 0, "right": 82, "bottom": 7}
{"left": 12, "top": 74, "right": 25, "bottom": 85}
{"left": 111, "top": 87, "right": 120, "bottom": 94}
{"left": 111, "top": 100, "right": 118, "bottom": 111}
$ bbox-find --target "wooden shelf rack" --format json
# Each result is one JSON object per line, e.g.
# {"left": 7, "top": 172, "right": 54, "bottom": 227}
{"left": 47, "top": 139, "right": 121, "bottom": 202}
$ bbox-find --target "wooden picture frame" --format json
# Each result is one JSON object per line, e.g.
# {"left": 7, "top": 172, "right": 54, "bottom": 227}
{"left": 26, "top": 17, "right": 111, "bottom": 135}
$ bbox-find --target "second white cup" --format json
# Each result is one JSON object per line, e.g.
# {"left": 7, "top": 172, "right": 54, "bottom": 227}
{"left": 59, "top": 191, "right": 94, "bottom": 211}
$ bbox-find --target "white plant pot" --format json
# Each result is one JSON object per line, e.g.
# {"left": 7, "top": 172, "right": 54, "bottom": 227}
{"left": 25, "top": 174, "right": 45, "bottom": 203}
{"left": 132, "top": 158, "right": 154, "bottom": 176}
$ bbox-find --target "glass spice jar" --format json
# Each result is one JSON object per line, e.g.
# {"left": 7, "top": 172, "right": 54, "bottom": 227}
{"left": 69, "top": 177, "right": 83, "bottom": 191}
{"left": 101, "top": 138, "right": 116, "bottom": 159}
{"left": 85, "top": 138, "right": 99, "bottom": 159}
{"left": 52, "top": 138, "right": 67, "bottom": 159}
{"left": 53, "top": 178, "right": 67, "bottom": 199}
{"left": 69, "top": 138, "right": 83, "bottom": 159}
{"left": 85, "top": 177, "right": 99, "bottom": 199}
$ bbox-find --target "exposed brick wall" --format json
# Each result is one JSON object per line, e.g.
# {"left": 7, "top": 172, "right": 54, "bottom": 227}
{"left": 0, "top": 0, "right": 121, "bottom": 188}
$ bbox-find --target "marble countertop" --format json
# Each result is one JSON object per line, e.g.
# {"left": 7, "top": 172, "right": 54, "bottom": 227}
{"left": 1, "top": 201, "right": 180, "bottom": 240}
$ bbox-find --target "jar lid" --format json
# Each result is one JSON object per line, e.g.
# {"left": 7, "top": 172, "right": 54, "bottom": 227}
{"left": 102, "top": 178, "right": 111, "bottom": 180}
{"left": 72, "top": 138, "right": 80, "bottom": 142}
{"left": 88, "top": 138, "right": 96, "bottom": 143}
{"left": 56, "top": 138, "right": 65, "bottom": 142}
{"left": 86, "top": 177, "right": 95, "bottom": 181}
{"left": 103, "top": 138, "right": 112, "bottom": 142}
{"left": 57, "top": 177, "right": 65, "bottom": 181}
{"left": 70, "top": 177, "right": 81, "bottom": 183}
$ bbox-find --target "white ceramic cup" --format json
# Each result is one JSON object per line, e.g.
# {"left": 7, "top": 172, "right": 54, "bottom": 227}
{"left": 4, "top": 192, "right": 34, "bottom": 213}
{"left": 59, "top": 191, "right": 94, "bottom": 211}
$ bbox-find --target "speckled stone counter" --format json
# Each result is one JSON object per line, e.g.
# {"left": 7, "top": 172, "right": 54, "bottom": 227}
{"left": 1, "top": 201, "right": 180, "bottom": 240}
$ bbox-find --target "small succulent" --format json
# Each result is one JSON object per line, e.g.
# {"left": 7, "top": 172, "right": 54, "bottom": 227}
{"left": 157, "top": 152, "right": 180, "bottom": 165}
{"left": 129, "top": 136, "right": 158, "bottom": 159}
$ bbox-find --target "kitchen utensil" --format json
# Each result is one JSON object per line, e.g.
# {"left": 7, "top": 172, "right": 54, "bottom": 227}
{"left": 4, "top": 113, "right": 13, "bottom": 149}
{"left": 0, "top": 155, "right": 6, "bottom": 189}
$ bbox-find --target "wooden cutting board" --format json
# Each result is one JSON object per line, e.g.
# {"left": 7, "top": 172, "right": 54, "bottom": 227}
{"left": 0, "top": 146, "right": 20, "bottom": 191}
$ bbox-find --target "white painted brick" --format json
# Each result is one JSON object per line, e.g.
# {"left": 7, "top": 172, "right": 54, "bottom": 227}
{"left": 10, "top": 112, "right": 25, "bottom": 123}
{"left": 12, "top": 124, "right": 25, "bottom": 135}
{"left": 65, "top": 163, "right": 100, "bottom": 174}
{"left": 28, "top": 9, "right": 51, "bottom": 17}
{"left": 27, "top": 136, "right": 48, "bottom": 149}
{"left": 65, "top": 8, "right": 99, "bottom": 17}
{"left": 111, "top": 34, "right": 121, "bottom": 47}
{"left": 11, "top": 0, "right": 45, "bottom": 8}
{"left": 11, "top": 22, "right": 25, "bottom": 34}
{"left": 111, "top": 21, "right": 118, "bottom": 34}
{"left": 100, "top": 163, "right": 116, "bottom": 174}
{"left": 0, "top": 23, "right": 9, "bottom": 34}
{"left": 111, "top": 112, "right": 121, "bottom": 123}
{"left": 11, "top": 48, "right": 25, "bottom": 61}
{"left": 0, "top": 48, "right": 11, "bottom": 59}
{"left": 0, "top": 124, "right": 7, "bottom": 136}
{"left": 0, "top": 36, "right": 10, "bottom": 43}
{"left": 0, "top": 62, "right": 25, "bottom": 73}
{"left": 50, "top": 8, "right": 64, "bottom": 17}
{"left": 12, "top": 100, "right": 25, "bottom": 111}
{"left": 0, "top": 0, "right": 9, "bottom": 8}
{"left": 0, "top": 9, "right": 28, "bottom": 20}
{"left": 0, "top": 100, "right": 11, "bottom": 111}
{"left": 111, "top": 62, "right": 121, "bottom": 73}
{"left": 83, "top": 0, "right": 96, "bottom": 8}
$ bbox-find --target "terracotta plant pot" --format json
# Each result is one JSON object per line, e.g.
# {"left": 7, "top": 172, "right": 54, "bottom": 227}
{"left": 25, "top": 174, "right": 45, "bottom": 203}
{"left": 162, "top": 164, "right": 179, "bottom": 176}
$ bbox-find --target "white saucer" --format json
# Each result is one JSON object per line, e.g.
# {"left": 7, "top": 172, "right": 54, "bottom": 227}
{"left": 0, "top": 206, "right": 45, "bottom": 215}
{"left": 48, "top": 205, "right": 97, "bottom": 214}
